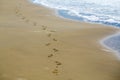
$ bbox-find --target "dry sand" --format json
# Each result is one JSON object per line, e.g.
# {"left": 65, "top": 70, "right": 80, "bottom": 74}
{"left": 0, "top": 0, "right": 120, "bottom": 80}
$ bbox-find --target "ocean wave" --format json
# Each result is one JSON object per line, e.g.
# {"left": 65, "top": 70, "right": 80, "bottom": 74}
{"left": 30, "top": 0, "right": 120, "bottom": 59}
{"left": 31, "top": 0, "right": 120, "bottom": 27}
{"left": 58, "top": 10, "right": 120, "bottom": 27}
{"left": 102, "top": 33, "right": 120, "bottom": 58}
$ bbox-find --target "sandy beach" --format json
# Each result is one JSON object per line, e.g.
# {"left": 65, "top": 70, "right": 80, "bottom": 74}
{"left": 0, "top": 0, "right": 120, "bottom": 80}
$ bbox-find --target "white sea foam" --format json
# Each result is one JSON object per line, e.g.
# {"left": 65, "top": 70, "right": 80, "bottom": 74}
{"left": 31, "top": 0, "right": 120, "bottom": 27}
{"left": 100, "top": 32, "right": 120, "bottom": 59}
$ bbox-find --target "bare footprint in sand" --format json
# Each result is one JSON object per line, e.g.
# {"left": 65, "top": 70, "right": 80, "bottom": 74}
{"left": 55, "top": 61, "right": 62, "bottom": 66}
{"left": 42, "top": 25, "right": 47, "bottom": 30}
{"left": 47, "top": 33, "right": 52, "bottom": 37}
{"left": 45, "top": 43, "right": 51, "bottom": 46}
{"left": 48, "top": 54, "right": 53, "bottom": 58}
{"left": 56, "top": 66, "right": 59, "bottom": 68}
{"left": 53, "top": 48, "right": 59, "bottom": 52}
{"left": 53, "top": 38, "right": 57, "bottom": 41}
{"left": 52, "top": 69, "right": 59, "bottom": 75}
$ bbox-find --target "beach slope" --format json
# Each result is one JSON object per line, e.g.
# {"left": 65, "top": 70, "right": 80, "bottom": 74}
{"left": 0, "top": 0, "right": 120, "bottom": 80}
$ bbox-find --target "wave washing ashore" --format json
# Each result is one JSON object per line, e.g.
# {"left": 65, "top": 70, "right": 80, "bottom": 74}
{"left": 101, "top": 33, "right": 120, "bottom": 59}
{"left": 30, "top": 0, "right": 120, "bottom": 58}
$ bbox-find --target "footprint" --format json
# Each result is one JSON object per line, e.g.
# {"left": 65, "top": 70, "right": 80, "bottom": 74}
{"left": 53, "top": 48, "right": 59, "bottom": 52}
{"left": 45, "top": 43, "right": 51, "bottom": 46}
{"left": 55, "top": 61, "right": 62, "bottom": 66}
{"left": 47, "top": 33, "right": 52, "bottom": 37}
{"left": 56, "top": 66, "right": 59, "bottom": 68}
{"left": 42, "top": 25, "right": 47, "bottom": 30}
{"left": 53, "top": 38, "right": 57, "bottom": 41}
{"left": 52, "top": 69, "right": 59, "bottom": 75}
{"left": 48, "top": 54, "right": 53, "bottom": 58}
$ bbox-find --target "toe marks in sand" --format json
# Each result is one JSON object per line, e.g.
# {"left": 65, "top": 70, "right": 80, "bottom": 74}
{"left": 47, "top": 33, "right": 52, "bottom": 37}
{"left": 52, "top": 61, "right": 62, "bottom": 75}
{"left": 42, "top": 25, "right": 47, "bottom": 30}
{"left": 53, "top": 48, "right": 59, "bottom": 52}
{"left": 47, "top": 53, "right": 53, "bottom": 58}
{"left": 55, "top": 61, "right": 62, "bottom": 66}
{"left": 52, "top": 69, "right": 59, "bottom": 75}
{"left": 42, "top": 26, "right": 62, "bottom": 76}
{"left": 15, "top": 6, "right": 63, "bottom": 77}
{"left": 53, "top": 38, "right": 58, "bottom": 41}
{"left": 15, "top": 4, "right": 65, "bottom": 78}
{"left": 45, "top": 43, "right": 51, "bottom": 46}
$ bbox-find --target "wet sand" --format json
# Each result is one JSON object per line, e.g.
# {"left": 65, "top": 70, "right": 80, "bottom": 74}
{"left": 0, "top": 0, "right": 120, "bottom": 80}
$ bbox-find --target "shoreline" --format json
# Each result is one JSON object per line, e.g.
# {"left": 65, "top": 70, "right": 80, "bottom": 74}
{"left": 30, "top": 0, "right": 120, "bottom": 60}
{"left": 100, "top": 32, "right": 120, "bottom": 60}
{"left": 0, "top": 0, "right": 120, "bottom": 80}
{"left": 30, "top": 0, "right": 120, "bottom": 29}
{"left": 57, "top": 10, "right": 120, "bottom": 28}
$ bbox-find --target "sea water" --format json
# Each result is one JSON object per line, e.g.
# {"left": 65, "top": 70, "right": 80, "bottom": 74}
{"left": 101, "top": 33, "right": 120, "bottom": 59}
{"left": 30, "top": 0, "right": 120, "bottom": 58}
{"left": 31, "top": 0, "right": 120, "bottom": 27}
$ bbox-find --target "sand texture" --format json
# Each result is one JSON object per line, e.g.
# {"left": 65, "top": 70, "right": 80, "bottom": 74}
{"left": 0, "top": 0, "right": 120, "bottom": 80}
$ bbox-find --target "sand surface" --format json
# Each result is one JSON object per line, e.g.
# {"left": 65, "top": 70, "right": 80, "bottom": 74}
{"left": 0, "top": 0, "right": 120, "bottom": 80}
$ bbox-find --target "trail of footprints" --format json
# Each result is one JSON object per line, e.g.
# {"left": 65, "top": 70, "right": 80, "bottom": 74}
{"left": 42, "top": 25, "right": 62, "bottom": 75}
{"left": 15, "top": 6, "right": 62, "bottom": 76}
{"left": 15, "top": 7, "right": 37, "bottom": 27}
